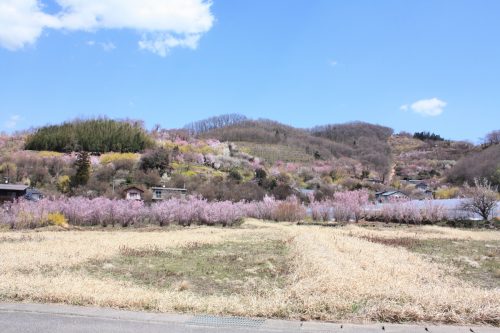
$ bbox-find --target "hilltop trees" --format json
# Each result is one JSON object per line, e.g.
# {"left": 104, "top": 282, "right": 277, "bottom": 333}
{"left": 25, "top": 119, "right": 155, "bottom": 153}
{"left": 311, "top": 122, "right": 393, "bottom": 178}
{"left": 185, "top": 114, "right": 248, "bottom": 135}
{"left": 483, "top": 130, "right": 500, "bottom": 146}
{"left": 413, "top": 131, "right": 445, "bottom": 141}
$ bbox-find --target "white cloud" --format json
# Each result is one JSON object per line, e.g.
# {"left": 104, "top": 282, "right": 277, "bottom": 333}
{"left": 329, "top": 60, "right": 338, "bottom": 67}
{"left": 0, "top": 0, "right": 214, "bottom": 56}
{"left": 0, "top": 0, "right": 59, "bottom": 50}
{"left": 100, "top": 42, "right": 115, "bottom": 51}
{"left": 139, "top": 33, "right": 200, "bottom": 56}
{"left": 3, "top": 115, "right": 22, "bottom": 129}
{"left": 401, "top": 98, "right": 447, "bottom": 117}
{"left": 86, "top": 40, "right": 116, "bottom": 51}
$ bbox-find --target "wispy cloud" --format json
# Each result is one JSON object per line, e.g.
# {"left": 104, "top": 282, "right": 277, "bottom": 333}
{"left": 0, "top": 0, "right": 214, "bottom": 56}
{"left": 329, "top": 60, "right": 338, "bottom": 67}
{"left": 401, "top": 98, "right": 447, "bottom": 117}
{"left": 87, "top": 40, "right": 116, "bottom": 52}
{"left": 3, "top": 115, "right": 22, "bottom": 129}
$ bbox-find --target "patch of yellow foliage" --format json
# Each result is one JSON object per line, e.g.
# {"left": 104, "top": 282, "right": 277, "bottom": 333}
{"left": 100, "top": 153, "right": 139, "bottom": 164}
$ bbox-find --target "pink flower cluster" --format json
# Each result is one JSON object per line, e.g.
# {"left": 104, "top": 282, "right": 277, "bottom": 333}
{"left": 309, "top": 190, "right": 370, "bottom": 222}
{"left": 368, "top": 199, "right": 447, "bottom": 224}
{"left": 242, "top": 196, "right": 306, "bottom": 222}
{"left": 1, "top": 196, "right": 248, "bottom": 229}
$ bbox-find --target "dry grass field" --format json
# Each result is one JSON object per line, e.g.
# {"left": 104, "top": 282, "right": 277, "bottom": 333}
{"left": 0, "top": 220, "right": 499, "bottom": 325}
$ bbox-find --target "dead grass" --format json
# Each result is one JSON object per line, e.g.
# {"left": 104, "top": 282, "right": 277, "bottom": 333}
{"left": 82, "top": 239, "right": 289, "bottom": 296}
{"left": 0, "top": 219, "right": 499, "bottom": 325}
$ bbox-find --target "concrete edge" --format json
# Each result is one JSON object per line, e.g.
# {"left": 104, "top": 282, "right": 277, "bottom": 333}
{"left": 0, "top": 302, "right": 498, "bottom": 333}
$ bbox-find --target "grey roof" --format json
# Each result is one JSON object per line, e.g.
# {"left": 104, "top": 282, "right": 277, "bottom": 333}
{"left": 0, "top": 184, "right": 29, "bottom": 191}
{"left": 124, "top": 186, "right": 144, "bottom": 192}
{"left": 376, "top": 190, "right": 405, "bottom": 196}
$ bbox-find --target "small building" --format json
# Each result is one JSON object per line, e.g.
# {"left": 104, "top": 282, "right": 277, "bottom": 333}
{"left": 0, "top": 184, "right": 43, "bottom": 202}
{"left": 151, "top": 186, "right": 187, "bottom": 200}
{"left": 375, "top": 190, "right": 408, "bottom": 203}
{"left": 123, "top": 186, "right": 144, "bottom": 201}
{"left": 404, "top": 179, "right": 429, "bottom": 189}
{"left": 25, "top": 188, "right": 44, "bottom": 201}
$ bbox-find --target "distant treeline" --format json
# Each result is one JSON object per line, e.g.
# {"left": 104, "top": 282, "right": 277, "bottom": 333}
{"left": 25, "top": 119, "right": 155, "bottom": 153}
{"left": 185, "top": 114, "right": 248, "bottom": 135}
{"left": 413, "top": 131, "right": 444, "bottom": 141}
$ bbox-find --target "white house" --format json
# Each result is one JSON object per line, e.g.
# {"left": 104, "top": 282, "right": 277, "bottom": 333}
{"left": 123, "top": 186, "right": 144, "bottom": 201}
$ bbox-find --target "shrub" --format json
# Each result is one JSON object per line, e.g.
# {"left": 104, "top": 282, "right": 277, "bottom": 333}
{"left": 100, "top": 152, "right": 139, "bottom": 165}
{"left": 310, "top": 200, "right": 331, "bottom": 222}
{"left": 47, "top": 212, "right": 68, "bottom": 227}
{"left": 271, "top": 196, "right": 306, "bottom": 222}
{"left": 333, "top": 190, "right": 369, "bottom": 222}
{"left": 435, "top": 187, "right": 460, "bottom": 199}
{"left": 140, "top": 148, "right": 171, "bottom": 175}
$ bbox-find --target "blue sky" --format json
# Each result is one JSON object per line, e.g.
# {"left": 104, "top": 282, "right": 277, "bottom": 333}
{"left": 0, "top": 0, "right": 499, "bottom": 141}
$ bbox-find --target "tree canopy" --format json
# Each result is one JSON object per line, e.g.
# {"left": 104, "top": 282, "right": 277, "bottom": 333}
{"left": 25, "top": 119, "right": 155, "bottom": 153}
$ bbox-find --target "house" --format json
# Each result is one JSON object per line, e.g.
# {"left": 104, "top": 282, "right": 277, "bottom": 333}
{"left": 375, "top": 190, "right": 408, "bottom": 203}
{"left": 293, "top": 188, "right": 315, "bottom": 198}
{"left": 25, "top": 188, "right": 44, "bottom": 201}
{"left": 123, "top": 186, "right": 144, "bottom": 201}
{"left": 151, "top": 186, "right": 187, "bottom": 200}
{"left": 404, "top": 179, "right": 429, "bottom": 190}
{"left": 0, "top": 184, "right": 43, "bottom": 202}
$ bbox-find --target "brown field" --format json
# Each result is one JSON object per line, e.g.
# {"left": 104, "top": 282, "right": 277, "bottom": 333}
{"left": 0, "top": 220, "right": 499, "bottom": 325}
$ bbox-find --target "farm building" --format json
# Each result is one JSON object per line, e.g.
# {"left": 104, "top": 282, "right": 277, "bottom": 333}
{"left": 375, "top": 190, "right": 408, "bottom": 203}
{"left": 151, "top": 186, "right": 187, "bottom": 200}
{"left": 0, "top": 184, "right": 43, "bottom": 203}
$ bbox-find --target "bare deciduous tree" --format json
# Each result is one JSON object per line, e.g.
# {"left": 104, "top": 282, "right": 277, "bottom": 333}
{"left": 460, "top": 178, "right": 498, "bottom": 221}
{"left": 484, "top": 129, "right": 500, "bottom": 146}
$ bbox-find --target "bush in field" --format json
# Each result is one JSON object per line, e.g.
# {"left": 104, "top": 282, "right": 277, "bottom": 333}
{"left": 243, "top": 195, "right": 278, "bottom": 220}
{"left": 368, "top": 199, "right": 447, "bottom": 224}
{"left": 333, "top": 190, "right": 369, "bottom": 222}
{"left": 47, "top": 212, "right": 68, "bottom": 227}
{"left": 271, "top": 196, "right": 306, "bottom": 222}
{"left": 310, "top": 200, "right": 331, "bottom": 222}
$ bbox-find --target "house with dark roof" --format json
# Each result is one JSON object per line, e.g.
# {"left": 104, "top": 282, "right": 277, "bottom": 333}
{"left": 375, "top": 190, "right": 408, "bottom": 203}
{"left": 0, "top": 184, "right": 43, "bottom": 202}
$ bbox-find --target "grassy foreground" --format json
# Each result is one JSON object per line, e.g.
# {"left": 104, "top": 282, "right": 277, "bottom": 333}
{"left": 0, "top": 220, "right": 499, "bottom": 325}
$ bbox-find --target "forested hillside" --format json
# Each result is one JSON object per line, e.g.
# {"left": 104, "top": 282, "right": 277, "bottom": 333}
{"left": 25, "top": 119, "right": 155, "bottom": 153}
{"left": 0, "top": 115, "right": 497, "bottom": 202}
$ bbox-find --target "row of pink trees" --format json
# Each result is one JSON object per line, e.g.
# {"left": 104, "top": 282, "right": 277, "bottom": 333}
{"left": 309, "top": 190, "right": 369, "bottom": 222}
{"left": 0, "top": 191, "right": 452, "bottom": 229}
{"left": 308, "top": 190, "right": 448, "bottom": 224}
{"left": 1, "top": 196, "right": 246, "bottom": 229}
{"left": 366, "top": 199, "right": 447, "bottom": 224}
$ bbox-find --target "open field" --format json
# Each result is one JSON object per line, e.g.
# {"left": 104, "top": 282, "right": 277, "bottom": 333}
{"left": 0, "top": 220, "right": 499, "bottom": 325}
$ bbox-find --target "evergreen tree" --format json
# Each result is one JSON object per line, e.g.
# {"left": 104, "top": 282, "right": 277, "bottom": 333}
{"left": 71, "top": 151, "right": 91, "bottom": 187}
